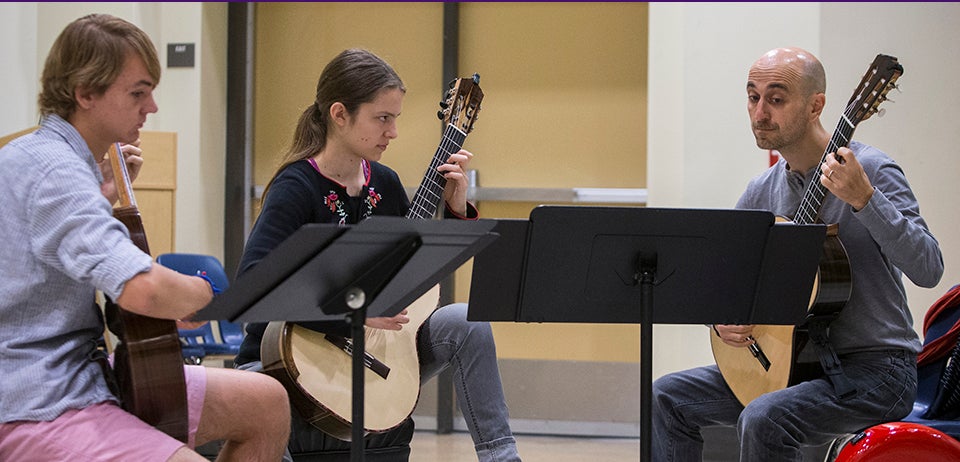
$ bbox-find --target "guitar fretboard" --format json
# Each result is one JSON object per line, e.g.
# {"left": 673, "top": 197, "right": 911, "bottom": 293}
{"left": 406, "top": 124, "right": 467, "bottom": 220}
{"left": 793, "top": 103, "right": 860, "bottom": 225}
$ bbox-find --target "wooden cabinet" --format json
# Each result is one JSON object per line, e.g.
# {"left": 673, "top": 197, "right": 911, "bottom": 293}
{"left": 133, "top": 131, "right": 177, "bottom": 257}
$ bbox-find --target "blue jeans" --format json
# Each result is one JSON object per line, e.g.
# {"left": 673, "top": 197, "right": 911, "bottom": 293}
{"left": 651, "top": 349, "right": 916, "bottom": 461}
{"left": 241, "top": 303, "right": 520, "bottom": 462}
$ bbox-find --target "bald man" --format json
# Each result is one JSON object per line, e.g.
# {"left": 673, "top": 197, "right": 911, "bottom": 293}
{"left": 651, "top": 47, "right": 943, "bottom": 460}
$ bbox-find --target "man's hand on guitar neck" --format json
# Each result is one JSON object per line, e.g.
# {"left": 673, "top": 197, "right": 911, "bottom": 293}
{"left": 820, "top": 147, "right": 875, "bottom": 211}
{"left": 366, "top": 308, "right": 411, "bottom": 331}
{"left": 713, "top": 324, "right": 757, "bottom": 348}
{"left": 98, "top": 141, "right": 144, "bottom": 205}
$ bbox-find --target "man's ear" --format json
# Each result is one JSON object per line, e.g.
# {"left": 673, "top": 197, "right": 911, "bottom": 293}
{"left": 74, "top": 86, "right": 97, "bottom": 110}
{"left": 810, "top": 92, "right": 826, "bottom": 119}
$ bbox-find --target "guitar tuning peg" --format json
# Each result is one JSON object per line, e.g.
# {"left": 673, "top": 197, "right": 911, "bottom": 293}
{"left": 438, "top": 100, "right": 449, "bottom": 109}
{"left": 437, "top": 110, "right": 445, "bottom": 121}
{"left": 447, "top": 79, "right": 456, "bottom": 89}
{"left": 876, "top": 108, "right": 886, "bottom": 118}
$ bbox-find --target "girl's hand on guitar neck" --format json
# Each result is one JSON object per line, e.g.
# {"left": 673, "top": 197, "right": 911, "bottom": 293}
{"left": 438, "top": 149, "right": 473, "bottom": 216}
{"left": 99, "top": 141, "right": 144, "bottom": 205}
{"left": 714, "top": 324, "right": 757, "bottom": 348}
{"left": 366, "top": 309, "right": 411, "bottom": 331}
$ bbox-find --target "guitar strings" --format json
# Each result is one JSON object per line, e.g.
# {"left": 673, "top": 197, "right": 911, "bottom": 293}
{"left": 406, "top": 124, "right": 467, "bottom": 220}
{"left": 794, "top": 100, "right": 858, "bottom": 225}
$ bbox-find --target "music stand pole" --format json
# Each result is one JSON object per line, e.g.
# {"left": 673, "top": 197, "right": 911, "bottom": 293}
{"left": 637, "top": 252, "right": 656, "bottom": 462}
{"left": 350, "top": 306, "right": 366, "bottom": 462}
{"left": 317, "top": 235, "right": 425, "bottom": 462}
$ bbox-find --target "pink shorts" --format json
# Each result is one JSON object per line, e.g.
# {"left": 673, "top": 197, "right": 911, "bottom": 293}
{"left": 0, "top": 364, "right": 207, "bottom": 461}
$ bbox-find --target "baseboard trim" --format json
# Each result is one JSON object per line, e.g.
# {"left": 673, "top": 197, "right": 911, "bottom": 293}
{"left": 412, "top": 415, "right": 640, "bottom": 438}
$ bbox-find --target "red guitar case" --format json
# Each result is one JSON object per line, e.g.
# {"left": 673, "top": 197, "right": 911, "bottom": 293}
{"left": 833, "top": 422, "right": 960, "bottom": 461}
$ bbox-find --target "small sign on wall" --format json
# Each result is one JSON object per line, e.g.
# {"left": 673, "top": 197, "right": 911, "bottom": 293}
{"left": 167, "top": 43, "right": 195, "bottom": 68}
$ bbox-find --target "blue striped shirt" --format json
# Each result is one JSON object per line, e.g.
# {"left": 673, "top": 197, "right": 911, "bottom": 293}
{"left": 0, "top": 115, "right": 153, "bottom": 423}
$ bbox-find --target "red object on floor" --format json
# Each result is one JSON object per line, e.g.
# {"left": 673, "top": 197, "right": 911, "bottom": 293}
{"left": 834, "top": 422, "right": 960, "bottom": 461}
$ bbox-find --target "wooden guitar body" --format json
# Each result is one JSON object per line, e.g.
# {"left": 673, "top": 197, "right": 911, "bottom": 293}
{"left": 261, "top": 285, "right": 439, "bottom": 440}
{"left": 711, "top": 223, "right": 850, "bottom": 405}
{"left": 106, "top": 297, "right": 188, "bottom": 442}
{"left": 104, "top": 144, "right": 188, "bottom": 442}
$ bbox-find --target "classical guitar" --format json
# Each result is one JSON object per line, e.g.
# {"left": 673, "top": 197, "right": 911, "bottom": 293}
{"left": 711, "top": 54, "right": 904, "bottom": 406}
{"left": 103, "top": 142, "right": 189, "bottom": 442}
{"left": 260, "top": 75, "right": 484, "bottom": 441}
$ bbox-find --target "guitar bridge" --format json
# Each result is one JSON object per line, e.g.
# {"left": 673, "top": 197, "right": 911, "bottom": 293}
{"left": 324, "top": 335, "right": 391, "bottom": 379}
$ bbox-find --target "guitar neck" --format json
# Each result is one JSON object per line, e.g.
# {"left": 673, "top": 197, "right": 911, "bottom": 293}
{"left": 793, "top": 111, "right": 857, "bottom": 225}
{"left": 108, "top": 142, "right": 138, "bottom": 209}
{"left": 793, "top": 54, "right": 902, "bottom": 225}
{"left": 406, "top": 124, "right": 467, "bottom": 220}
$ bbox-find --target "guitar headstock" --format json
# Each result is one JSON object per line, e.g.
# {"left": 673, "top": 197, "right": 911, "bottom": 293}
{"left": 437, "top": 73, "right": 483, "bottom": 135}
{"left": 845, "top": 54, "right": 903, "bottom": 125}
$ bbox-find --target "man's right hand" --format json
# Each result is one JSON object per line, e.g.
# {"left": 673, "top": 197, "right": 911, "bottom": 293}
{"left": 714, "top": 324, "right": 757, "bottom": 348}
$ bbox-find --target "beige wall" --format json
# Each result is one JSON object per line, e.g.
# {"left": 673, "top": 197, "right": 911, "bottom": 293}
{"left": 457, "top": 3, "right": 648, "bottom": 190}
{"left": 819, "top": 3, "right": 960, "bottom": 334}
{"left": 253, "top": 3, "right": 444, "bottom": 189}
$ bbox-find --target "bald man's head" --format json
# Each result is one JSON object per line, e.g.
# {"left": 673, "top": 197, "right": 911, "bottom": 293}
{"left": 751, "top": 47, "right": 826, "bottom": 97}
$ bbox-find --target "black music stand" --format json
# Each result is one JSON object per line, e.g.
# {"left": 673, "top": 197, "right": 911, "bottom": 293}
{"left": 468, "top": 205, "right": 827, "bottom": 461}
{"left": 197, "top": 216, "right": 498, "bottom": 462}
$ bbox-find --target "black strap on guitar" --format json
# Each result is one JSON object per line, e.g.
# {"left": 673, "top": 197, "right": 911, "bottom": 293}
{"left": 807, "top": 314, "right": 857, "bottom": 399}
{"left": 90, "top": 299, "right": 122, "bottom": 399}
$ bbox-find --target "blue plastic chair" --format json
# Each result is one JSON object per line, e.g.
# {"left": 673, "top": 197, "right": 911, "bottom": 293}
{"left": 156, "top": 253, "right": 244, "bottom": 365}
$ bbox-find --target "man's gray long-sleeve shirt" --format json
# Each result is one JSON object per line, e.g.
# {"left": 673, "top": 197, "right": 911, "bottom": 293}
{"left": 736, "top": 140, "right": 943, "bottom": 355}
